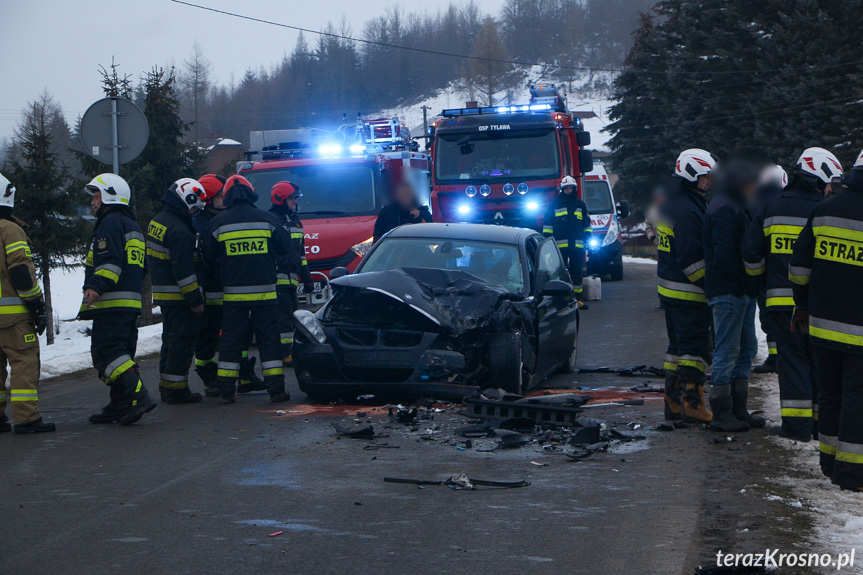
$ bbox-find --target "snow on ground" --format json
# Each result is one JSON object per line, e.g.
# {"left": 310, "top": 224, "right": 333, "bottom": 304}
{"left": 622, "top": 255, "right": 656, "bottom": 265}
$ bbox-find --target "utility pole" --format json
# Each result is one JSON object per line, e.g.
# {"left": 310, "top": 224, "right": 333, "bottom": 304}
{"left": 421, "top": 105, "right": 430, "bottom": 137}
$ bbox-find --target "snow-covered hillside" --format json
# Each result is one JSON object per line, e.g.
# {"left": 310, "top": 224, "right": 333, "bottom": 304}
{"left": 378, "top": 67, "right": 616, "bottom": 151}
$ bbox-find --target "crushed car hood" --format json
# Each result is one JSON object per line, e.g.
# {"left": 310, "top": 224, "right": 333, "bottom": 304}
{"left": 329, "top": 267, "right": 533, "bottom": 335}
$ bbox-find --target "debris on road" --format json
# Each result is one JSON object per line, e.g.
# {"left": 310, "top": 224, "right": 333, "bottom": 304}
{"left": 384, "top": 474, "right": 531, "bottom": 489}
{"left": 331, "top": 421, "right": 375, "bottom": 438}
{"left": 578, "top": 365, "right": 666, "bottom": 378}
{"left": 268, "top": 531, "right": 284, "bottom": 538}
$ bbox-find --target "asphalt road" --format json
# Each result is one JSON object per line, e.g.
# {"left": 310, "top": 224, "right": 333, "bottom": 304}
{"left": 0, "top": 262, "right": 811, "bottom": 575}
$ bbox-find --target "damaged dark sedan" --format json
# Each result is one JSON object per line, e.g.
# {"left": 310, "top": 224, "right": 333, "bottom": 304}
{"left": 293, "top": 223, "right": 579, "bottom": 401}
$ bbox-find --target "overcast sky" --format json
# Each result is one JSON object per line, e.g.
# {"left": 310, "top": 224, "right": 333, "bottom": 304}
{"left": 0, "top": 0, "right": 505, "bottom": 142}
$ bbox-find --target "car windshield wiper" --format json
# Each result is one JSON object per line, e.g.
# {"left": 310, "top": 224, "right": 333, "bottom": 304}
{"left": 305, "top": 210, "right": 353, "bottom": 218}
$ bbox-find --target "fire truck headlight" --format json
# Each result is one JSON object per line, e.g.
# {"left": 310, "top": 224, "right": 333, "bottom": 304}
{"left": 503, "top": 183, "right": 515, "bottom": 196}
{"left": 458, "top": 204, "right": 471, "bottom": 215}
{"left": 318, "top": 144, "right": 343, "bottom": 157}
{"left": 465, "top": 185, "right": 477, "bottom": 197}
{"left": 479, "top": 184, "right": 492, "bottom": 197}
{"left": 525, "top": 200, "right": 539, "bottom": 212}
{"left": 349, "top": 144, "right": 365, "bottom": 154}
{"left": 517, "top": 182, "right": 529, "bottom": 195}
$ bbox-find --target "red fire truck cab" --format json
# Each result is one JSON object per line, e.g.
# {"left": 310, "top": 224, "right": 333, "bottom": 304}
{"left": 237, "top": 119, "right": 430, "bottom": 294}
{"left": 429, "top": 83, "right": 593, "bottom": 230}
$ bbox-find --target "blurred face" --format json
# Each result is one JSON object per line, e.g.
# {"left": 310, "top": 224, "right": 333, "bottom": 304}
{"left": 742, "top": 181, "right": 757, "bottom": 201}
{"left": 286, "top": 196, "right": 298, "bottom": 211}
{"left": 697, "top": 174, "right": 710, "bottom": 192}
{"left": 90, "top": 189, "right": 102, "bottom": 213}
{"left": 394, "top": 182, "right": 416, "bottom": 208}
{"left": 562, "top": 185, "right": 575, "bottom": 195}
{"left": 211, "top": 192, "right": 225, "bottom": 210}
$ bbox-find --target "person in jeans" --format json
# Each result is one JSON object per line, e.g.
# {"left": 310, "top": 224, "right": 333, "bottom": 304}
{"left": 703, "top": 159, "right": 764, "bottom": 432}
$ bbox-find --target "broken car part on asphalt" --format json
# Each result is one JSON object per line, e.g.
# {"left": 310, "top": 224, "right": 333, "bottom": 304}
{"left": 384, "top": 474, "right": 531, "bottom": 490}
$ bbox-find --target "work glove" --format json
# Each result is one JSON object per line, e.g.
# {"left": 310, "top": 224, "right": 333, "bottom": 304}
{"left": 790, "top": 309, "right": 809, "bottom": 336}
{"left": 25, "top": 297, "right": 48, "bottom": 336}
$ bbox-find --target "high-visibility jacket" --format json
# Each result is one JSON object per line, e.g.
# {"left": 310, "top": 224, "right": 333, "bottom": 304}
{"left": 0, "top": 216, "right": 42, "bottom": 328}
{"left": 542, "top": 193, "right": 592, "bottom": 250}
{"left": 194, "top": 207, "right": 225, "bottom": 306}
{"left": 656, "top": 179, "right": 708, "bottom": 304}
{"left": 79, "top": 207, "right": 145, "bottom": 319}
{"left": 743, "top": 178, "right": 823, "bottom": 311}
{"left": 270, "top": 207, "right": 313, "bottom": 289}
{"left": 146, "top": 201, "right": 204, "bottom": 308}
{"left": 790, "top": 186, "right": 863, "bottom": 353}
{"left": 202, "top": 200, "right": 291, "bottom": 306}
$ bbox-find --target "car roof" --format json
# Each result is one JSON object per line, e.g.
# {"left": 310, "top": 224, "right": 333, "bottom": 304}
{"left": 385, "top": 222, "right": 539, "bottom": 245}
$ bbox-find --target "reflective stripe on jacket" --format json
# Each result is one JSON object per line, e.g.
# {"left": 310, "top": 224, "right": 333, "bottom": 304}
{"left": 0, "top": 217, "right": 41, "bottom": 328}
{"left": 542, "top": 192, "right": 592, "bottom": 250}
{"left": 147, "top": 205, "right": 204, "bottom": 308}
{"left": 656, "top": 179, "right": 708, "bottom": 305}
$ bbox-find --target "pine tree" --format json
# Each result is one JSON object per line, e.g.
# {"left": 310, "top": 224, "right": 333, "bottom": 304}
{"left": 7, "top": 93, "right": 88, "bottom": 344}
{"left": 466, "top": 17, "right": 520, "bottom": 106}
{"left": 181, "top": 41, "right": 212, "bottom": 143}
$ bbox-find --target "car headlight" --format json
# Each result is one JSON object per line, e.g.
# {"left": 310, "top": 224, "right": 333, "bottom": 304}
{"left": 294, "top": 310, "right": 327, "bottom": 344}
{"left": 351, "top": 237, "right": 374, "bottom": 257}
{"left": 589, "top": 238, "right": 600, "bottom": 249}
{"left": 602, "top": 218, "right": 619, "bottom": 247}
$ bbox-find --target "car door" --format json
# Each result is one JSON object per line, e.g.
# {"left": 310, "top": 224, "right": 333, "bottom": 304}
{"left": 533, "top": 238, "right": 578, "bottom": 375}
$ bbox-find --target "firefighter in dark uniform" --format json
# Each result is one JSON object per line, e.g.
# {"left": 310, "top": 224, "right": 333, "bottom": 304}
{"left": 789, "top": 148, "right": 863, "bottom": 490}
{"left": 194, "top": 174, "right": 266, "bottom": 396}
{"left": 656, "top": 149, "right": 716, "bottom": 424}
{"left": 752, "top": 165, "right": 788, "bottom": 374}
{"left": 202, "top": 175, "right": 292, "bottom": 403}
{"left": 81, "top": 174, "right": 156, "bottom": 425}
{"left": 543, "top": 175, "right": 592, "bottom": 305}
{"left": 373, "top": 180, "right": 433, "bottom": 243}
{"left": 0, "top": 173, "right": 53, "bottom": 434}
{"left": 744, "top": 150, "right": 832, "bottom": 441}
{"left": 147, "top": 178, "right": 207, "bottom": 404}
{"left": 269, "top": 181, "right": 314, "bottom": 365}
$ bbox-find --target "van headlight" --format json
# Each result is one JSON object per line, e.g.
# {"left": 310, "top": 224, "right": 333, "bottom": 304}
{"left": 351, "top": 237, "right": 374, "bottom": 257}
{"left": 294, "top": 310, "right": 327, "bottom": 344}
{"left": 602, "top": 219, "right": 619, "bottom": 247}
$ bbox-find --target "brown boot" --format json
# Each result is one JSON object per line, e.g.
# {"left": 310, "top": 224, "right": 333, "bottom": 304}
{"left": 682, "top": 381, "right": 713, "bottom": 423}
{"left": 663, "top": 373, "right": 683, "bottom": 421}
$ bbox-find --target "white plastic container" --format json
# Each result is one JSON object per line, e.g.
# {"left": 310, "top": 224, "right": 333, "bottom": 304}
{"left": 583, "top": 275, "right": 602, "bottom": 301}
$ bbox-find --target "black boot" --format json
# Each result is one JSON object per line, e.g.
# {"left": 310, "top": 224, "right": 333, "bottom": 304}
{"left": 752, "top": 355, "right": 776, "bottom": 374}
{"left": 771, "top": 418, "right": 812, "bottom": 442}
{"left": 663, "top": 372, "right": 683, "bottom": 421}
{"left": 89, "top": 385, "right": 127, "bottom": 424}
{"left": 117, "top": 370, "right": 157, "bottom": 426}
{"left": 730, "top": 378, "right": 765, "bottom": 428}
{"left": 163, "top": 385, "right": 203, "bottom": 405}
{"left": 237, "top": 356, "right": 266, "bottom": 393}
{"left": 14, "top": 417, "right": 56, "bottom": 434}
{"left": 269, "top": 391, "right": 291, "bottom": 403}
{"left": 0, "top": 414, "right": 11, "bottom": 433}
{"left": 196, "top": 362, "right": 220, "bottom": 397}
{"left": 708, "top": 385, "right": 749, "bottom": 432}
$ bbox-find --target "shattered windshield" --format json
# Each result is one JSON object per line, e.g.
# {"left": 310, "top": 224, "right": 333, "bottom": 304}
{"left": 360, "top": 238, "right": 524, "bottom": 293}
{"left": 584, "top": 180, "right": 614, "bottom": 214}
{"left": 434, "top": 128, "right": 559, "bottom": 183}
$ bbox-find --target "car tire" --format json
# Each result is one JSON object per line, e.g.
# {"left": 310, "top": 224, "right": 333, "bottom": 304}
{"left": 489, "top": 332, "right": 523, "bottom": 394}
{"left": 558, "top": 313, "right": 580, "bottom": 374}
{"left": 609, "top": 253, "right": 624, "bottom": 281}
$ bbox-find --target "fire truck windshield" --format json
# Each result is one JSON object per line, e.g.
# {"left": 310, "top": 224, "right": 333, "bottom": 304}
{"left": 584, "top": 180, "right": 614, "bottom": 214}
{"left": 247, "top": 164, "right": 380, "bottom": 217}
{"left": 434, "top": 128, "right": 559, "bottom": 184}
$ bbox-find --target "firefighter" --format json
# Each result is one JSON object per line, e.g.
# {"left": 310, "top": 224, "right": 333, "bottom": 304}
{"left": 373, "top": 180, "right": 432, "bottom": 243}
{"left": 194, "top": 175, "right": 266, "bottom": 396}
{"left": 703, "top": 159, "right": 763, "bottom": 432}
{"left": 789, "top": 149, "right": 860, "bottom": 489}
{"left": 744, "top": 151, "right": 832, "bottom": 441}
{"left": 656, "top": 149, "right": 716, "bottom": 424}
{"left": 543, "top": 175, "right": 592, "bottom": 306}
{"left": 0, "top": 173, "right": 53, "bottom": 434}
{"left": 752, "top": 165, "right": 788, "bottom": 374}
{"left": 81, "top": 174, "right": 156, "bottom": 425}
{"left": 147, "top": 178, "right": 207, "bottom": 404}
{"left": 202, "top": 175, "right": 292, "bottom": 403}
{"left": 269, "top": 181, "right": 314, "bottom": 365}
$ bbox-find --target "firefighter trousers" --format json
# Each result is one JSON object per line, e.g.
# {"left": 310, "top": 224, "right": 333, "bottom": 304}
{"left": 560, "top": 248, "right": 585, "bottom": 298}
{"left": 0, "top": 319, "right": 41, "bottom": 424}
{"left": 756, "top": 284, "right": 777, "bottom": 359}
{"left": 770, "top": 309, "right": 818, "bottom": 437}
{"left": 277, "top": 286, "right": 298, "bottom": 360}
{"left": 91, "top": 312, "right": 146, "bottom": 401}
{"left": 216, "top": 304, "right": 284, "bottom": 396}
{"left": 159, "top": 305, "right": 199, "bottom": 391}
{"left": 664, "top": 302, "right": 712, "bottom": 384}
{"left": 194, "top": 304, "right": 222, "bottom": 381}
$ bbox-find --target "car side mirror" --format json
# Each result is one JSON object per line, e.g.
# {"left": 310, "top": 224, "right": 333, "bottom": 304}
{"left": 617, "top": 200, "right": 630, "bottom": 219}
{"left": 540, "top": 279, "right": 573, "bottom": 297}
{"left": 330, "top": 266, "right": 350, "bottom": 279}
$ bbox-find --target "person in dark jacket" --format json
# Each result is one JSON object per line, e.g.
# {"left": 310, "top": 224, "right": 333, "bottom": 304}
{"left": 269, "top": 181, "right": 314, "bottom": 366}
{"left": 656, "top": 149, "right": 716, "bottom": 424}
{"left": 373, "top": 180, "right": 432, "bottom": 243}
{"left": 202, "top": 175, "right": 292, "bottom": 404}
{"left": 752, "top": 165, "right": 788, "bottom": 374}
{"left": 542, "top": 175, "right": 592, "bottom": 304}
{"left": 80, "top": 174, "right": 156, "bottom": 426}
{"left": 703, "top": 159, "right": 763, "bottom": 432}
{"left": 147, "top": 178, "right": 207, "bottom": 405}
{"left": 788, "top": 148, "right": 861, "bottom": 489}
{"left": 744, "top": 153, "right": 828, "bottom": 441}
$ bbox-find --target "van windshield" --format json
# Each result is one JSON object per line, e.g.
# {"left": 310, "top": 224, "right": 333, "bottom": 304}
{"left": 584, "top": 180, "right": 614, "bottom": 214}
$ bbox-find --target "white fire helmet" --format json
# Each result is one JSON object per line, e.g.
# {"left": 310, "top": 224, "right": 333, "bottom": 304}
{"left": 796, "top": 147, "right": 843, "bottom": 184}
{"left": 560, "top": 175, "right": 578, "bottom": 190}
{"left": 86, "top": 173, "right": 131, "bottom": 206}
{"left": 674, "top": 149, "right": 716, "bottom": 182}
{"left": 0, "top": 173, "right": 15, "bottom": 208}
{"left": 761, "top": 164, "right": 788, "bottom": 189}
{"left": 169, "top": 177, "right": 207, "bottom": 212}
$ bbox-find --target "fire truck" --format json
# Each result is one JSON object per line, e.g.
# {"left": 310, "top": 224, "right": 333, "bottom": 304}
{"left": 237, "top": 118, "right": 429, "bottom": 304}
{"left": 429, "top": 83, "right": 593, "bottom": 230}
